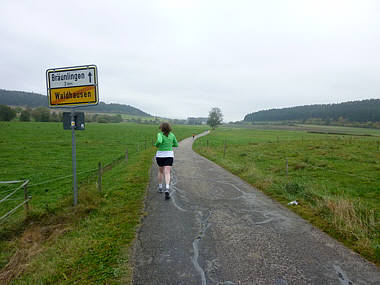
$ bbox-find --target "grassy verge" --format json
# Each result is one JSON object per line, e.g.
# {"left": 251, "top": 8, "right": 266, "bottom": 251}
{"left": 193, "top": 127, "right": 380, "bottom": 265}
{"left": 1, "top": 148, "right": 153, "bottom": 284}
{"left": 0, "top": 121, "right": 207, "bottom": 284}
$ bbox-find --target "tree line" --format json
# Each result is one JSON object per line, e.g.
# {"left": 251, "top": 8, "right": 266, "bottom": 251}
{"left": 244, "top": 99, "right": 380, "bottom": 127}
{"left": 0, "top": 105, "right": 123, "bottom": 123}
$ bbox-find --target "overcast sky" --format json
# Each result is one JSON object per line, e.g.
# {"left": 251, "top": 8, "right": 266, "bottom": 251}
{"left": 0, "top": 0, "right": 379, "bottom": 121}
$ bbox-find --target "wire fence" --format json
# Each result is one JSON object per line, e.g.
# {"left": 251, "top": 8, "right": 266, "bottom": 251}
{"left": 0, "top": 180, "right": 31, "bottom": 224}
{"left": 0, "top": 139, "right": 155, "bottom": 225}
{"left": 197, "top": 136, "right": 380, "bottom": 207}
{"left": 197, "top": 137, "right": 380, "bottom": 183}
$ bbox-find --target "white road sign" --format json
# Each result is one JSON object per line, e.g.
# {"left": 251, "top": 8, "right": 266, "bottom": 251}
{"left": 48, "top": 67, "right": 96, "bottom": 88}
{"left": 46, "top": 65, "right": 99, "bottom": 107}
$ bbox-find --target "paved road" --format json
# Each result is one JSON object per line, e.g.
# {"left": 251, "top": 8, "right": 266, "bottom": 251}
{"left": 132, "top": 133, "right": 380, "bottom": 285}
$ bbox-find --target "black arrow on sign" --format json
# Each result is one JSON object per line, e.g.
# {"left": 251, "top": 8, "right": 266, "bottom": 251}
{"left": 88, "top": 72, "right": 93, "bottom": 83}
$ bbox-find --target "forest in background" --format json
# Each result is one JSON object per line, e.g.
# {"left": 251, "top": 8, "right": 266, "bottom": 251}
{"left": 243, "top": 99, "right": 380, "bottom": 129}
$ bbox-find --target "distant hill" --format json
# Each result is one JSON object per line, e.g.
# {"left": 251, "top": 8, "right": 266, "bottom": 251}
{"left": 86, "top": 102, "right": 150, "bottom": 116}
{"left": 244, "top": 99, "right": 380, "bottom": 123}
{"left": 0, "top": 89, "right": 150, "bottom": 116}
{"left": 0, "top": 89, "right": 47, "bottom": 107}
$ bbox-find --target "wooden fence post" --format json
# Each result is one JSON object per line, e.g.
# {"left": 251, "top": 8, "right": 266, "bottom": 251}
{"left": 97, "top": 162, "right": 102, "bottom": 194}
{"left": 23, "top": 181, "right": 29, "bottom": 212}
{"left": 286, "top": 158, "right": 288, "bottom": 178}
{"left": 223, "top": 139, "right": 226, "bottom": 158}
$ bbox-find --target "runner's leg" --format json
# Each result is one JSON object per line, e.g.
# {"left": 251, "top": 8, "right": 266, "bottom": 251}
{"left": 158, "top": 166, "right": 164, "bottom": 189}
{"left": 164, "top": 166, "right": 171, "bottom": 189}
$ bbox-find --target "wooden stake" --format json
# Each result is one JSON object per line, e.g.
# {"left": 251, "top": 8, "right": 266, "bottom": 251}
{"left": 23, "top": 182, "right": 29, "bottom": 212}
{"left": 97, "top": 162, "right": 102, "bottom": 194}
{"left": 223, "top": 139, "right": 226, "bottom": 158}
{"left": 286, "top": 158, "right": 288, "bottom": 178}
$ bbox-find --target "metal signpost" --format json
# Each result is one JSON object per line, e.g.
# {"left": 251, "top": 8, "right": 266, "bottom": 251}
{"left": 46, "top": 65, "right": 99, "bottom": 206}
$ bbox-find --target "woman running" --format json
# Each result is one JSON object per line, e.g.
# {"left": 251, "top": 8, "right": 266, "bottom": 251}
{"left": 154, "top": 122, "right": 179, "bottom": 199}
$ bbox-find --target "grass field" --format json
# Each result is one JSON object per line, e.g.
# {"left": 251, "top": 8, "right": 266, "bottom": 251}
{"left": 0, "top": 122, "right": 206, "bottom": 218}
{"left": 231, "top": 123, "right": 380, "bottom": 136}
{"left": 120, "top": 113, "right": 158, "bottom": 121}
{"left": 0, "top": 121, "right": 207, "bottom": 283}
{"left": 193, "top": 125, "right": 380, "bottom": 264}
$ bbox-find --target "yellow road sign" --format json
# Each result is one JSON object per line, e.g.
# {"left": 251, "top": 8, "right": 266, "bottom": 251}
{"left": 46, "top": 65, "right": 99, "bottom": 107}
{"left": 49, "top": 85, "right": 97, "bottom": 106}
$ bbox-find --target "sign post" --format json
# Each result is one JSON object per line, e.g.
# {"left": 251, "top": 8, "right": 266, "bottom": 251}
{"left": 71, "top": 109, "right": 78, "bottom": 206}
{"left": 46, "top": 65, "right": 99, "bottom": 206}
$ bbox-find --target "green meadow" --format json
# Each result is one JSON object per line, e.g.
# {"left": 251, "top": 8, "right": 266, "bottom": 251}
{"left": 193, "top": 125, "right": 380, "bottom": 264}
{"left": 0, "top": 121, "right": 206, "bottom": 283}
{"left": 0, "top": 122, "right": 205, "bottom": 218}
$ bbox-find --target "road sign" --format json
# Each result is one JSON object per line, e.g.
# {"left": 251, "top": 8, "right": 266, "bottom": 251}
{"left": 46, "top": 65, "right": 99, "bottom": 107}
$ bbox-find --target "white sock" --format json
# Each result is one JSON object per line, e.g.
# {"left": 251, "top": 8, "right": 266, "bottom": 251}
{"left": 166, "top": 184, "right": 170, "bottom": 190}
{"left": 159, "top": 184, "right": 163, "bottom": 189}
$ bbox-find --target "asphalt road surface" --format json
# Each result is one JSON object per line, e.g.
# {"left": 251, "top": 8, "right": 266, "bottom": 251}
{"left": 132, "top": 133, "right": 380, "bottom": 285}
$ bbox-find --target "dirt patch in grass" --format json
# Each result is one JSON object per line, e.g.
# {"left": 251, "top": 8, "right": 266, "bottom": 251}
{"left": 293, "top": 162, "right": 308, "bottom": 170}
{"left": 0, "top": 186, "right": 103, "bottom": 284}
{"left": 0, "top": 221, "right": 72, "bottom": 284}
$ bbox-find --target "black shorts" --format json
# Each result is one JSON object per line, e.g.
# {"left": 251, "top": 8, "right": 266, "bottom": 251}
{"left": 156, "top": 157, "right": 173, "bottom": 167}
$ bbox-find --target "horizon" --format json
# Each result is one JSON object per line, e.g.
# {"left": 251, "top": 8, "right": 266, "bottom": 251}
{"left": 2, "top": 88, "right": 379, "bottom": 122}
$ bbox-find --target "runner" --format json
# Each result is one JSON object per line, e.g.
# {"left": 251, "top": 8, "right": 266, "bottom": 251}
{"left": 154, "top": 122, "right": 179, "bottom": 199}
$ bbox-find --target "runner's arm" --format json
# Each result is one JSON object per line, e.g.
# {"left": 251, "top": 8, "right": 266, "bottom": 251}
{"left": 172, "top": 135, "right": 179, "bottom": 147}
{"left": 154, "top": 133, "right": 162, "bottom": 147}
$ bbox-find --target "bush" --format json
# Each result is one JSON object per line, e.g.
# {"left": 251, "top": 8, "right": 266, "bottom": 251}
{"left": 284, "top": 182, "right": 305, "bottom": 195}
{"left": 96, "top": 114, "right": 123, "bottom": 123}
{"left": 31, "top": 107, "right": 51, "bottom": 122}
{"left": 85, "top": 114, "right": 96, "bottom": 122}
{"left": 0, "top": 105, "right": 17, "bottom": 121}
{"left": 20, "top": 109, "right": 31, "bottom": 121}
{"left": 49, "top": 112, "right": 60, "bottom": 122}
{"left": 97, "top": 116, "right": 110, "bottom": 123}
{"left": 110, "top": 114, "right": 123, "bottom": 123}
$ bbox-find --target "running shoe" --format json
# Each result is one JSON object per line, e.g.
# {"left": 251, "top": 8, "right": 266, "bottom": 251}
{"left": 165, "top": 190, "right": 170, "bottom": 200}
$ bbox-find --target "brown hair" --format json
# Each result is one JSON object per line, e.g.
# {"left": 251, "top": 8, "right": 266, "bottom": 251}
{"left": 159, "top": 122, "right": 172, "bottom": 136}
